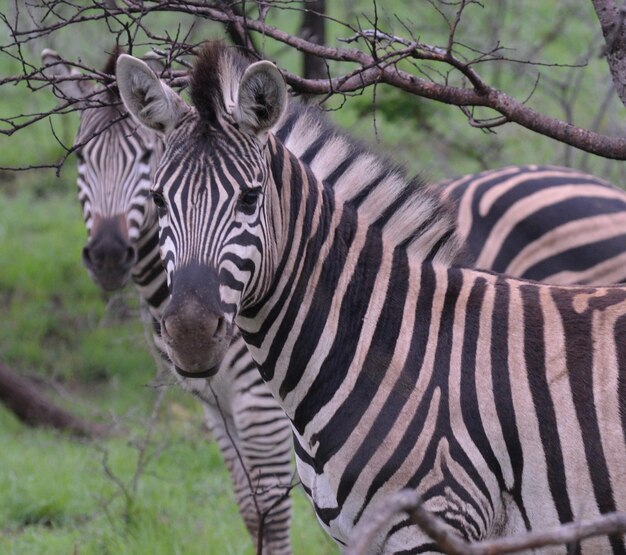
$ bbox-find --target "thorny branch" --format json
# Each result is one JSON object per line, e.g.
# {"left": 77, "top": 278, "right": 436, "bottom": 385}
{"left": 345, "top": 489, "right": 626, "bottom": 555}
{"left": 1, "top": 1, "right": 626, "bottom": 162}
{"left": 96, "top": 385, "right": 169, "bottom": 525}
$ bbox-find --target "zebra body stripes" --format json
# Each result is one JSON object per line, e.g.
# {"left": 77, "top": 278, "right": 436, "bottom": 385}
{"left": 117, "top": 44, "right": 626, "bottom": 553}
{"left": 41, "top": 49, "right": 293, "bottom": 555}
{"left": 441, "top": 164, "right": 626, "bottom": 284}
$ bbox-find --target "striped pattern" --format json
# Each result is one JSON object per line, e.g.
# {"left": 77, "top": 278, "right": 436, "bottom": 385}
{"left": 441, "top": 164, "right": 626, "bottom": 284}
{"left": 118, "top": 44, "right": 626, "bottom": 553}
{"left": 76, "top": 103, "right": 169, "bottom": 303}
{"left": 54, "top": 57, "right": 294, "bottom": 554}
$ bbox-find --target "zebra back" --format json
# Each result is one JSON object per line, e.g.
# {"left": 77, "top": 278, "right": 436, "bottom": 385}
{"left": 441, "top": 164, "right": 626, "bottom": 284}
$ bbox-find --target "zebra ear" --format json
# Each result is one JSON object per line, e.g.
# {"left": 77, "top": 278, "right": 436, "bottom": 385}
{"left": 235, "top": 61, "right": 287, "bottom": 142}
{"left": 116, "top": 54, "right": 186, "bottom": 134}
{"left": 41, "top": 48, "right": 92, "bottom": 103}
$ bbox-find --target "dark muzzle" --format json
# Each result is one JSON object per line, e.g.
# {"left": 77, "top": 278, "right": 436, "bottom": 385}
{"left": 161, "top": 265, "right": 231, "bottom": 378}
{"left": 83, "top": 217, "right": 137, "bottom": 291}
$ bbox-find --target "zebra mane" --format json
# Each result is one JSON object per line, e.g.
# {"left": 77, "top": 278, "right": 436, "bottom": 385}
{"left": 76, "top": 48, "right": 124, "bottom": 139}
{"left": 275, "top": 103, "right": 466, "bottom": 264}
{"left": 190, "top": 42, "right": 465, "bottom": 266}
{"left": 100, "top": 46, "right": 123, "bottom": 100}
{"left": 190, "top": 41, "right": 252, "bottom": 128}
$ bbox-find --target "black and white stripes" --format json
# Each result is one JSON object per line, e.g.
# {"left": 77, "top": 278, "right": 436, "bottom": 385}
{"left": 117, "top": 43, "right": 626, "bottom": 553}
{"left": 441, "top": 164, "right": 626, "bottom": 284}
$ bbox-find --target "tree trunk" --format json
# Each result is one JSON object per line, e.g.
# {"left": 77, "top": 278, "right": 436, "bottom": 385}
{"left": 299, "top": 0, "right": 327, "bottom": 101}
{"left": 0, "top": 362, "right": 108, "bottom": 438}
{"left": 591, "top": 0, "right": 626, "bottom": 108}
{"left": 218, "top": 0, "right": 257, "bottom": 54}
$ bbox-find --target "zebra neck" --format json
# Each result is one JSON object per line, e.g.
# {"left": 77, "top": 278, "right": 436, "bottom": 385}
{"left": 130, "top": 221, "right": 169, "bottom": 317}
{"left": 237, "top": 139, "right": 396, "bottom": 429}
{"left": 276, "top": 102, "right": 464, "bottom": 267}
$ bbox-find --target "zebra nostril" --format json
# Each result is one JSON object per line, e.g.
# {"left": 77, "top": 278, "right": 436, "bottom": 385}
{"left": 124, "top": 245, "right": 137, "bottom": 265}
{"left": 213, "top": 316, "right": 227, "bottom": 339}
{"left": 82, "top": 245, "right": 93, "bottom": 268}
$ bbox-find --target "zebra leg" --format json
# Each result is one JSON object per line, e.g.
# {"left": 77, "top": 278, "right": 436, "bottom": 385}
{"left": 200, "top": 397, "right": 293, "bottom": 555}
{"left": 228, "top": 381, "right": 294, "bottom": 555}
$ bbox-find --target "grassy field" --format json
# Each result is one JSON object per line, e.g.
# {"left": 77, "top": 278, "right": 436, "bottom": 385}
{"left": 0, "top": 409, "right": 336, "bottom": 555}
{"left": 0, "top": 412, "right": 337, "bottom": 555}
{"left": 1, "top": 1, "right": 625, "bottom": 554}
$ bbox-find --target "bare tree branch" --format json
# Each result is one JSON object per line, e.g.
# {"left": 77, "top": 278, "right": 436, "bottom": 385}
{"left": 0, "top": 361, "right": 109, "bottom": 438}
{"left": 83, "top": 2, "right": 626, "bottom": 158}
{"left": 95, "top": 385, "right": 169, "bottom": 525}
{"left": 299, "top": 0, "right": 326, "bottom": 80}
{"left": 2, "top": 1, "right": 626, "bottom": 166}
{"left": 216, "top": 0, "right": 258, "bottom": 55}
{"left": 346, "top": 489, "right": 626, "bottom": 555}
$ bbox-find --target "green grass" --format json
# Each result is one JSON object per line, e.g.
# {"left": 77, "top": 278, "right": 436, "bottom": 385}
{"left": 0, "top": 174, "right": 151, "bottom": 386}
{"left": 0, "top": 404, "right": 337, "bottom": 555}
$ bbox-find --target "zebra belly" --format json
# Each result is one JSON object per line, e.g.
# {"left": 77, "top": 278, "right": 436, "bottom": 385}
{"left": 293, "top": 431, "right": 371, "bottom": 548}
{"left": 293, "top": 434, "right": 476, "bottom": 552}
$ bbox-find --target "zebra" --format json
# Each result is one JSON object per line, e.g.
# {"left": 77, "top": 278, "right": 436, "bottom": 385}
{"left": 117, "top": 43, "right": 626, "bottom": 553}
{"left": 42, "top": 42, "right": 624, "bottom": 552}
{"left": 41, "top": 48, "right": 294, "bottom": 555}
{"left": 440, "top": 164, "right": 626, "bottom": 284}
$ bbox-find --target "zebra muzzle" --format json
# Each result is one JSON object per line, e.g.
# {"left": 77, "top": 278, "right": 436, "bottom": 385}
{"left": 174, "top": 365, "right": 220, "bottom": 379}
{"left": 82, "top": 243, "right": 137, "bottom": 289}
{"left": 161, "top": 294, "right": 231, "bottom": 378}
{"left": 83, "top": 216, "right": 137, "bottom": 291}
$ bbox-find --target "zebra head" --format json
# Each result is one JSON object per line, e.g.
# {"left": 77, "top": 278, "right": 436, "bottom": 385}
{"left": 117, "top": 45, "right": 288, "bottom": 377}
{"left": 41, "top": 49, "right": 162, "bottom": 291}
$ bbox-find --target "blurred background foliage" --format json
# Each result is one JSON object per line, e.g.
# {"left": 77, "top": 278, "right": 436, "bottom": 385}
{"left": 0, "top": 1, "right": 624, "bottom": 553}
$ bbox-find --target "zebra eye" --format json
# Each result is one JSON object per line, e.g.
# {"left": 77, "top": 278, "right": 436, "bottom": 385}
{"left": 238, "top": 188, "right": 261, "bottom": 214}
{"left": 150, "top": 191, "right": 167, "bottom": 212}
{"left": 139, "top": 150, "right": 152, "bottom": 164}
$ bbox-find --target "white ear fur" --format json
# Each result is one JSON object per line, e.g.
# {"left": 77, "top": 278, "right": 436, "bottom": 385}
{"left": 235, "top": 61, "right": 287, "bottom": 142}
{"left": 116, "top": 53, "right": 186, "bottom": 134}
{"left": 41, "top": 48, "right": 91, "bottom": 102}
